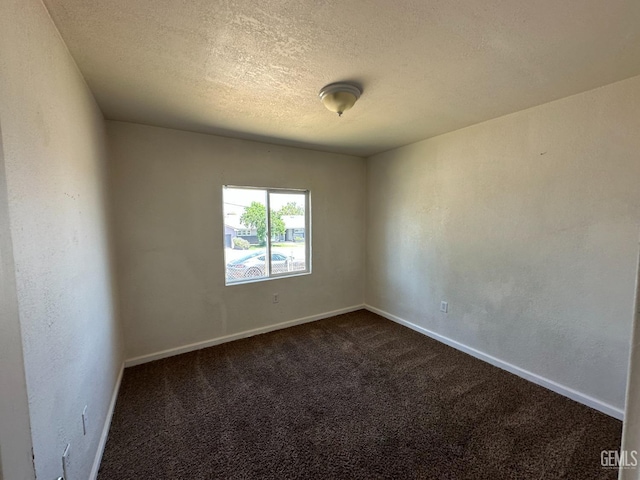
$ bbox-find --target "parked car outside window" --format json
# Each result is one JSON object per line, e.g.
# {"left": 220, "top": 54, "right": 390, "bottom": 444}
{"left": 226, "top": 250, "right": 290, "bottom": 281}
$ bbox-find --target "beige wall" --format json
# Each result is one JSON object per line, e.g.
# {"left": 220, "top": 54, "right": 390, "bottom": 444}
{"left": 366, "top": 75, "right": 640, "bottom": 414}
{"left": 0, "top": 0, "right": 123, "bottom": 478}
{"left": 107, "top": 121, "right": 366, "bottom": 361}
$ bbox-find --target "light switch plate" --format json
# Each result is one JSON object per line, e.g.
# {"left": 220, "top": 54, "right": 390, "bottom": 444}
{"left": 440, "top": 301, "right": 449, "bottom": 313}
{"left": 62, "top": 443, "right": 70, "bottom": 479}
{"left": 82, "top": 405, "right": 88, "bottom": 435}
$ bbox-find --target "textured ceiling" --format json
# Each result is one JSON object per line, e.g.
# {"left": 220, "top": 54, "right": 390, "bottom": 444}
{"left": 43, "top": 0, "right": 640, "bottom": 156}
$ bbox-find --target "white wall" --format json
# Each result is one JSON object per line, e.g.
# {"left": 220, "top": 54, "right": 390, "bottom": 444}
{"left": 366, "top": 75, "right": 640, "bottom": 414}
{"left": 108, "top": 121, "right": 366, "bottom": 361}
{"left": 621, "top": 249, "right": 640, "bottom": 480}
{"left": 0, "top": 124, "right": 35, "bottom": 479}
{"left": 0, "top": 1, "right": 123, "bottom": 479}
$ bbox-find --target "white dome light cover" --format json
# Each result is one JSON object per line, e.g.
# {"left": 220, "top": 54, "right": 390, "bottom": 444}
{"left": 318, "top": 82, "right": 362, "bottom": 116}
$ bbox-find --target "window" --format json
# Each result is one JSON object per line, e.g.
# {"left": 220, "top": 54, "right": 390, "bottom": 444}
{"left": 223, "top": 186, "right": 310, "bottom": 285}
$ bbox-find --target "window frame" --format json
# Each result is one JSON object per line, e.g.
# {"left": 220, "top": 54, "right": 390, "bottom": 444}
{"left": 223, "top": 185, "right": 311, "bottom": 286}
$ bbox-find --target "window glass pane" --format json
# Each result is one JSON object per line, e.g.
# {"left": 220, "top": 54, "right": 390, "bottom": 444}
{"left": 268, "top": 192, "right": 307, "bottom": 274}
{"left": 223, "top": 187, "right": 268, "bottom": 283}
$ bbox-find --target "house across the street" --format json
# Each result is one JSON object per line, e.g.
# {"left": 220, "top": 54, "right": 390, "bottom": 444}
{"left": 282, "top": 215, "right": 305, "bottom": 242}
{"left": 224, "top": 214, "right": 258, "bottom": 247}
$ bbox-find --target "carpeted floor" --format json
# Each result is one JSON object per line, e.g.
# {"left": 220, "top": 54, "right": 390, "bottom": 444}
{"left": 98, "top": 310, "right": 622, "bottom": 479}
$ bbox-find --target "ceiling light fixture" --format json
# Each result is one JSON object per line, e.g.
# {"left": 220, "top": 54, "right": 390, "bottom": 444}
{"left": 318, "top": 82, "right": 362, "bottom": 117}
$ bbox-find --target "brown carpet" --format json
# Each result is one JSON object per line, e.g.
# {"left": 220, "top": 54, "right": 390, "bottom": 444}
{"left": 98, "top": 310, "right": 622, "bottom": 479}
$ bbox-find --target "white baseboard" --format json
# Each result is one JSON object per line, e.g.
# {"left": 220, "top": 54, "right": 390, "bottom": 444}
{"left": 365, "top": 304, "right": 624, "bottom": 420}
{"left": 125, "top": 304, "right": 365, "bottom": 368}
{"left": 89, "top": 362, "right": 124, "bottom": 480}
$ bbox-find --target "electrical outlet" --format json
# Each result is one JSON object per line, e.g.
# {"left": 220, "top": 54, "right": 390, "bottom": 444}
{"left": 440, "top": 301, "right": 449, "bottom": 313}
{"left": 273, "top": 293, "right": 279, "bottom": 304}
{"left": 82, "top": 405, "right": 88, "bottom": 435}
{"left": 62, "top": 443, "right": 70, "bottom": 479}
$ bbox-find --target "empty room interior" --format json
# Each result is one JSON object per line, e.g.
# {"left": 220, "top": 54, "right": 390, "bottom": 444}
{"left": 2, "top": 0, "right": 640, "bottom": 479}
